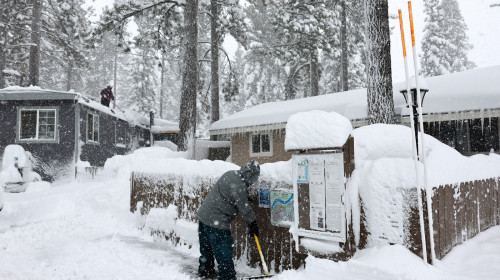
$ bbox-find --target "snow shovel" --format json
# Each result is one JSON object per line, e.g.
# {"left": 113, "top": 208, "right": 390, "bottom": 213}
{"left": 240, "top": 235, "right": 274, "bottom": 280}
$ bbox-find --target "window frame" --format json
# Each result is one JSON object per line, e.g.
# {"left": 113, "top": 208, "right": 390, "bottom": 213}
{"left": 249, "top": 132, "right": 273, "bottom": 157}
{"left": 87, "top": 112, "right": 100, "bottom": 144}
{"left": 115, "top": 121, "right": 127, "bottom": 148}
{"left": 16, "top": 107, "right": 59, "bottom": 143}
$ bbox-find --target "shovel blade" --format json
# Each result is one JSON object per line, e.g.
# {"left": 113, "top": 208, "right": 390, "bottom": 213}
{"left": 239, "top": 275, "right": 274, "bottom": 280}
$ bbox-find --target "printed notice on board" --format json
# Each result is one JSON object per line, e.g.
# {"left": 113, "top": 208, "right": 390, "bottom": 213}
{"left": 297, "top": 159, "right": 309, "bottom": 183}
{"left": 309, "top": 159, "right": 325, "bottom": 231}
{"left": 325, "top": 154, "right": 344, "bottom": 232}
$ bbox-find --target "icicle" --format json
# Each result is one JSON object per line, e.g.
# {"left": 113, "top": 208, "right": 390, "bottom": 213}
{"left": 480, "top": 109, "right": 484, "bottom": 134}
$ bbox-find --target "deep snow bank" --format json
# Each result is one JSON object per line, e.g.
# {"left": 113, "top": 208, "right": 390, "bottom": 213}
{"left": 349, "top": 124, "right": 500, "bottom": 247}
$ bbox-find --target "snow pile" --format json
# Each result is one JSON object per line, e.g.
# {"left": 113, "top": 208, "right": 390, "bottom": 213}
{"left": 145, "top": 205, "right": 178, "bottom": 234}
{"left": 153, "top": 140, "right": 178, "bottom": 151}
{"left": 24, "top": 181, "right": 51, "bottom": 193}
{"left": 349, "top": 124, "right": 500, "bottom": 247}
{"left": 144, "top": 206, "right": 199, "bottom": 248}
{"left": 260, "top": 160, "right": 292, "bottom": 184}
{"left": 285, "top": 110, "right": 353, "bottom": 151}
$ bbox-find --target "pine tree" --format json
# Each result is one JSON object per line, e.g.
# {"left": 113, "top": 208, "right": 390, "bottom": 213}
{"left": 242, "top": 1, "right": 286, "bottom": 105}
{"left": 364, "top": 0, "right": 395, "bottom": 124}
{"left": 321, "top": 0, "right": 366, "bottom": 93}
{"left": 269, "top": 0, "right": 340, "bottom": 97}
{"left": 0, "top": 0, "right": 31, "bottom": 88}
{"left": 38, "top": 0, "right": 92, "bottom": 91}
{"left": 421, "top": 0, "right": 475, "bottom": 77}
{"left": 123, "top": 47, "right": 158, "bottom": 115}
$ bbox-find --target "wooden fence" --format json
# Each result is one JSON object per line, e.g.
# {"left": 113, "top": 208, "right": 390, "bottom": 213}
{"left": 402, "top": 177, "right": 500, "bottom": 261}
{"left": 430, "top": 178, "right": 499, "bottom": 259}
{"left": 130, "top": 168, "right": 499, "bottom": 267}
{"left": 130, "top": 173, "right": 308, "bottom": 272}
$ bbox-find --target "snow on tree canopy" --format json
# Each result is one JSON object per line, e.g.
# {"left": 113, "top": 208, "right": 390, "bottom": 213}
{"left": 285, "top": 110, "right": 352, "bottom": 151}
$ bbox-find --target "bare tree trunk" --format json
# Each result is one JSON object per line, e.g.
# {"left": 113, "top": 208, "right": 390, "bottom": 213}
{"left": 285, "top": 65, "right": 297, "bottom": 100}
{"left": 341, "top": 0, "right": 349, "bottom": 92}
{"left": 66, "top": 61, "right": 73, "bottom": 91}
{"left": 160, "top": 55, "right": 165, "bottom": 119}
{"left": 178, "top": 0, "right": 198, "bottom": 152}
{"left": 364, "top": 0, "right": 395, "bottom": 124}
{"left": 310, "top": 49, "right": 319, "bottom": 96}
{"left": 113, "top": 39, "right": 118, "bottom": 105}
{"left": 210, "top": 0, "right": 219, "bottom": 140}
{"left": 0, "top": 31, "right": 6, "bottom": 89}
{"left": 28, "top": 0, "right": 42, "bottom": 86}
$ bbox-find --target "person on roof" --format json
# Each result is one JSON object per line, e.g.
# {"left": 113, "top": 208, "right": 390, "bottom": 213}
{"left": 100, "top": 85, "right": 114, "bottom": 107}
{"left": 197, "top": 160, "right": 261, "bottom": 280}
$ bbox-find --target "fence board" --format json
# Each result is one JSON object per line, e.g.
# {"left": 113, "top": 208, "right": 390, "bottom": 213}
{"left": 445, "top": 185, "right": 454, "bottom": 254}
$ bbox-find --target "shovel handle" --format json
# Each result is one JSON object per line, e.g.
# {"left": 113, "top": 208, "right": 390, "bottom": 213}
{"left": 254, "top": 234, "right": 269, "bottom": 275}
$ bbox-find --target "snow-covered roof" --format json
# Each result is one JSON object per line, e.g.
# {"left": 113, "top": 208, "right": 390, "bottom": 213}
{"left": 0, "top": 86, "right": 79, "bottom": 100}
{"left": 210, "top": 65, "right": 500, "bottom": 134}
{"left": 0, "top": 86, "right": 164, "bottom": 129}
{"left": 151, "top": 118, "right": 179, "bottom": 133}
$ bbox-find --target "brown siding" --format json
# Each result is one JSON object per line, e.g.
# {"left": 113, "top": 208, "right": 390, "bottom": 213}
{"left": 231, "top": 129, "right": 293, "bottom": 166}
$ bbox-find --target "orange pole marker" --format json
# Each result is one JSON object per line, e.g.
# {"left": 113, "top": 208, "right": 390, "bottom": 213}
{"left": 408, "top": 1, "right": 415, "bottom": 47}
{"left": 398, "top": 9, "right": 407, "bottom": 57}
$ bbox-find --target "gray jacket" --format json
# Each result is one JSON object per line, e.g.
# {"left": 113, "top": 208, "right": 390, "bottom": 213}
{"left": 197, "top": 161, "right": 260, "bottom": 230}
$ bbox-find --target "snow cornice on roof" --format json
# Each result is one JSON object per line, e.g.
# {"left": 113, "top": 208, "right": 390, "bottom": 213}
{"left": 210, "top": 65, "right": 500, "bottom": 135}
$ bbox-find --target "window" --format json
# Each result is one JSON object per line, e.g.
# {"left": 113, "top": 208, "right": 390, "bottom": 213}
{"left": 87, "top": 113, "right": 99, "bottom": 143}
{"left": 115, "top": 123, "right": 127, "bottom": 148}
{"left": 250, "top": 133, "right": 272, "bottom": 156}
{"left": 19, "top": 109, "right": 57, "bottom": 141}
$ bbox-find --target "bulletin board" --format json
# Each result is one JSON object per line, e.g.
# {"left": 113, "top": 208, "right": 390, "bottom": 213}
{"left": 292, "top": 152, "right": 346, "bottom": 242}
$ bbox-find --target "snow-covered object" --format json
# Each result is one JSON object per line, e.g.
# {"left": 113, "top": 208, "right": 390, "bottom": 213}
{"left": 153, "top": 140, "right": 178, "bottom": 151}
{"left": 24, "top": 181, "right": 51, "bottom": 193}
{"left": 285, "top": 110, "right": 353, "bottom": 151}
{"left": 145, "top": 205, "right": 178, "bottom": 234}
{"left": 300, "top": 238, "right": 342, "bottom": 255}
{"left": 2, "top": 145, "right": 29, "bottom": 169}
{"left": 2, "top": 69, "right": 20, "bottom": 76}
{"left": 0, "top": 167, "right": 22, "bottom": 186}
{"left": 1, "top": 145, "right": 40, "bottom": 187}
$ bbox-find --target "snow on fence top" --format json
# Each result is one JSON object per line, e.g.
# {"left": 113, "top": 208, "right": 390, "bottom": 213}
{"left": 105, "top": 147, "right": 293, "bottom": 186}
{"left": 352, "top": 124, "right": 500, "bottom": 188}
{"left": 285, "top": 110, "right": 353, "bottom": 151}
{"left": 210, "top": 65, "right": 500, "bottom": 133}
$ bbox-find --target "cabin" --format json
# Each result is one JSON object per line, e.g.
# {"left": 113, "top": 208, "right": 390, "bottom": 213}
{"left": 0, "top": 87, "right": 158, "bottom": 181}
{"left": 209, "top": 65, "right": 500, "bottom": 166}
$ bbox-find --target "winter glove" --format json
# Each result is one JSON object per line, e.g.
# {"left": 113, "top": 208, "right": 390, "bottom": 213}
{"left": 248, "top": 220, "right": 259, "bottom": 237}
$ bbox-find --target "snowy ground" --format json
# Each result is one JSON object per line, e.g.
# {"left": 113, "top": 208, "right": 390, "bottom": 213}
{"left": 0, "top": 170, "right": 499, "bottom": 280}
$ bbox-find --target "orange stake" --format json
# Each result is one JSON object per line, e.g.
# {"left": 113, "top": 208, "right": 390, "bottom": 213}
{"left": 408, "top": 1, "right": 416, "bottom": 47}
{"left": 398, "top": 10, "right": 407, "bottom": 57}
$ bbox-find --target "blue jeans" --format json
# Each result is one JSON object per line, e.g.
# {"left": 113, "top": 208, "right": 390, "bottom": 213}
{"left": 198, "top": 222, "right": 236, "bottom": 280}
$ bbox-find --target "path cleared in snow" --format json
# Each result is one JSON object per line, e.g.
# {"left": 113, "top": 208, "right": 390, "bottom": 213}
{"left": 0, "top": 175, "right": 499, "bottom": 280}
